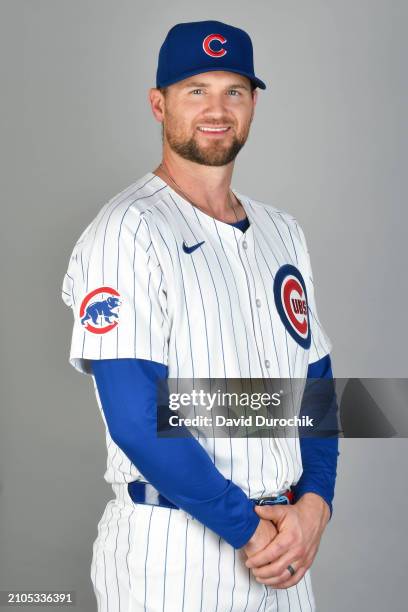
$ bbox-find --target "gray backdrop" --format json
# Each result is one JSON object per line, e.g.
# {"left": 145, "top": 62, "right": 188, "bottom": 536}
{"left": 1, "top": 1, "right": 407, "bottom": 610}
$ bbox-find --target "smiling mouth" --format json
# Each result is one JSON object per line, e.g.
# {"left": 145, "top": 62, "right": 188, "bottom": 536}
{"left": 197, "top": 126, "right": 231, "bottom": 135}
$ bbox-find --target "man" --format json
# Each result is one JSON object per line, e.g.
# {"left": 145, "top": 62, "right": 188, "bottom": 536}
{"left": 62, "top": 20, "right": 338, "bottom": 611}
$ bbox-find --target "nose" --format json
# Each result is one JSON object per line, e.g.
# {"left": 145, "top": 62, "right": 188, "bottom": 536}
{"left": 203, "top": 91, "right": 231, "bottom": 115}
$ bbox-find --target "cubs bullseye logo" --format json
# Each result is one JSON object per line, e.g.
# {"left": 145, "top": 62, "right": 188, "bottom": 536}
{"left": 202, "top": 34, "right": 227, "bottom": 58}
{"left": 273, "top": 265, "right": 311, "bottom": 349}
{"left": 79, "top": 286, "right": 121, "bottom": 334}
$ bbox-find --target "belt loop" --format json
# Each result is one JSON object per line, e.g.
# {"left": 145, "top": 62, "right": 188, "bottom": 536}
{"left": 254, "top": 488, "right": 293, "bottom": 506}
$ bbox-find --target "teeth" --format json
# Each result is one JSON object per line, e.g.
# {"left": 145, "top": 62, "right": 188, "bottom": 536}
{"left": 198, "top": 127, "right": 229, "bottom": 132}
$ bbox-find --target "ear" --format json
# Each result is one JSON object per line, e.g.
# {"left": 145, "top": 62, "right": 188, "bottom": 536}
{"left": 149, "top": 87, "right": 166, "bottom": 123}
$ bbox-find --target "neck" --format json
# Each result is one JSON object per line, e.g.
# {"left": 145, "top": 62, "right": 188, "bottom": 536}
{"left": 153, "top": 152, "right": 238, "bottom": 218}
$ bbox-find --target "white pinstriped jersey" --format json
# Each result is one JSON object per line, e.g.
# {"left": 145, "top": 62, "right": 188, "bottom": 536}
{"left": 62, "top": 171, "right": 332, "bottom": 499}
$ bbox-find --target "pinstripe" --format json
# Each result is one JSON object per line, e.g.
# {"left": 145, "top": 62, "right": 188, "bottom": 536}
{"left": 81, "top": 176, "right": 159, "bottom": 361}
{"left": 213, "top": 220, "right": 249, "bottom": 376}
{"left": 303, "top": 574, "right": 313, "bottom": 611}
{"left": 242, "top": 568, "right": 251, "bottom": 612}
{"left": 162, "top": 509, "right": 172, "bottom": 612}
{"left": 166, "top": 229, "right": 196, "bottom": 379}
{"left": 113, "top": 503, "right": 122, "bottom": 611}
{"left": 199, "top": 526, "right": 206, "bottom": 612}
{"left": 80, "top": 249, "right": 85, "bottom": 283}
{"left": 125, "top": 503, "right": 132, "bottom": 595}
{"left": 157, "top": 270, "right": 167, "bottom": 364}
{"left": 132, "top": 220, "right": 140, "bottom": 358}
{"left": 255, "top": 587, "right": 267, "bottom": 612}
{"left": 181, "top": 519, "right": 189, "bottom": 612}
{"left": 215, "top": 536, "right": 222, "bottom": 612}
{"left": 242, "top": 242, "right": 269, "bottom": 369}
{"left": 111, "top": 195, "right": 162, "bottom": 360}
{"left": 143, "top": 506, "right": 154, "bottom": 611}
{"left": 263, "top": 209, "right": 296, "bottom": 265}
{"left": 101, "top": 182, "right": 164, "bottom": 283}
{"left": 87, "top": 176, "right": 158, "bottom": 293}
{"left": 287, "top": 225, "right": 298, "bottom": 265}
{"left": 244, "top": 216, "right": 293, "bottom": 483}
{"left": 231, "top": 227, "right": 267, "bottom": 377}
{"left": 309, "top": 305, "right": 329, "bottom": 357}
{"left": 168, "top": 196, "right": 228, "bottom": 378}
{"left": 63, "top": 172, "right": 331, "bottom": 611}
{"left": 129, "top": 217, "right": 146, "bottom": 359}
{"left": 232, "top": 224, "right": 263, "bottom": 498}
{"left": 192, "top": 209, "right": 245, "bottom": 379}
{"left": 251, "top": 230, "right": 282, "bottom": 377}
{"left": 165, "top": 199, "right": 245, "bottom": 472}
{"left": 228, "top": 548, "right": 236, "bottom": 612}
{"left": 153, "top": 205, "right": 196, "bottom": 380}
{"left": 147, "top": 262, "right": 153, "bottom": 360}
{"left": 309, "top": 330, "right": 321, "bottom": 363}
{"left": 292, "top": 221, "right": 330, "bottom": 358}
{"left": 102, "top": 503, "right": 114, "bottom": 612}
{"left": 211, "top": 225, "right": 245, "bottom": 378}
{"left": 295, "top": 584, "right": 304, "bottom": 612}
{"left": 239, "top": 228, "right": 273, "bottom": 497}
{"left": 65, "top": 273, "right": 75, "bottom": 306}
{"left": 263, "top": 587, "right": 269, "bottom": 611}
{"left": 153, "top": 223, "right": 181, "bottom": 380}
{"left": 213, "top": 219, "right": 253, "bottom": 489}
{"left": 163, "top": 197, "right": 212, "bottom": 377}
{"left": 91, "top": 508, "right": 103, "bottom": 611}
{"left": 286, "top": 588, "right": 291, "bottom": 611}
{"left": 251, "top": 231, "right": 284, "bottom": 489}
{"left": 250, "top": 207, "right": 301, "bottom": 481}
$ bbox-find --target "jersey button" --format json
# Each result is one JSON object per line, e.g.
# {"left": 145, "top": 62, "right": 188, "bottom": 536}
{"left": 265, "top": 359, "right": 271, "bottom": 368}
{"left": 256, "top": 298, "right": 262, "bottom": 308}
{"left": 242, "top": 241, "right": 248, "bottom": 249}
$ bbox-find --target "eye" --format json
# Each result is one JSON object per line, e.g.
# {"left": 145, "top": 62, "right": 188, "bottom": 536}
{"left": 228, "top": 89, "right": 240, "bottom": 96}
{"left": 191, "top": 89, "right": 204, "bottom": 95}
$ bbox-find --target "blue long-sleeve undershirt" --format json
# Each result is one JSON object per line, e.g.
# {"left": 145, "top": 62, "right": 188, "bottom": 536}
{"left": 91, "top": 358, "right": 260, "bottom": 549}
{"left": 292, "top": 354, "right": 340, "bottom": 517}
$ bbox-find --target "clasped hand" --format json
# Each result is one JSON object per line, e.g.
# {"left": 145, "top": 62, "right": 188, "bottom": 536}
{"left": 241, "top": 493, "right": 330, "bottom": 589}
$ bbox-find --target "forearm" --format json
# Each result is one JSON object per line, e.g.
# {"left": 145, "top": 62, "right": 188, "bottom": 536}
{"left": 91, "top": 358, "right": 260, "bottom": 549}
{"left": 292, "top": 437, "right": 339, "bottom": 516}
{"left": 293, "top": 354, "right": 340, "bottom": 518}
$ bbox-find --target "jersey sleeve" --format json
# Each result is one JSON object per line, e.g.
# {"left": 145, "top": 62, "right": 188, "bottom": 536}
{"left": 61, "top": 212, "right": 170, "bottom": 375}
{"left": 295, "top": 221, "right": 333, "bottom": 364}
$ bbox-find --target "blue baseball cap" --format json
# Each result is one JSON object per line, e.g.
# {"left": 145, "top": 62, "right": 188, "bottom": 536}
{"left": 156, "top": 20, "right": 266, "bottom": 91}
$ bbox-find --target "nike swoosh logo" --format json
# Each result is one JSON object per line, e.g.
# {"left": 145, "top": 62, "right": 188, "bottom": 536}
{"left": 182, "top": 240, "right": 205, "bottom": 254}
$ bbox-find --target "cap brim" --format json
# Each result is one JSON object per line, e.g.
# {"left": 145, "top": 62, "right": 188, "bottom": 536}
{"left": 157, "top": 66, "right": 266, "bottom": 90}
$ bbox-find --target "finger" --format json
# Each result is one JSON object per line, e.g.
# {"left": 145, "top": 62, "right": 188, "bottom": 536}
{"left": 245, "top": 534, "right": 292, "bottom": 569}
{"left": 274, "top": 565, "right": 307, "bottom": 589}
{"left": 252, "top": 557, "right": 300, "bottom": 584}
{"left": 251, "top": 550, "right": 303, "bottom": 580}
{"left": 253, "top": 504, "right": 288, "bottom": 524}
{"left": 256, "top": 565, "right": 307, "bottom": 588}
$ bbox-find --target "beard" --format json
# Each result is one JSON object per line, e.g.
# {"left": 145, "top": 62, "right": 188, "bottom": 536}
{"left": 162, "top": 114, "right": 253, "bottom": 167}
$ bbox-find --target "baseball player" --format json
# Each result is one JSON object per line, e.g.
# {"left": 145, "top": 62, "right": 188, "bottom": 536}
{"left": 62, "top": 20, "right": 339, "bottom": 612}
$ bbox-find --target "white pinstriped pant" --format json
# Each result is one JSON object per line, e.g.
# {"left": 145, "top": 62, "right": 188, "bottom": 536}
{"left": 91, "top": 484, "right": 316, "bottom": 612}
